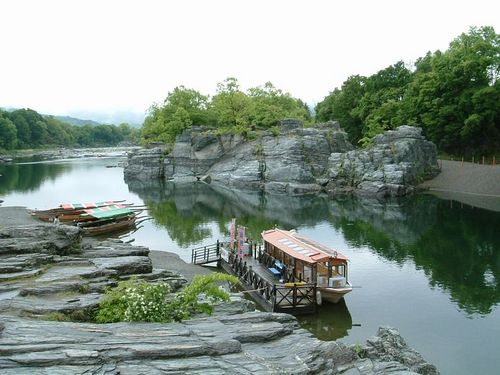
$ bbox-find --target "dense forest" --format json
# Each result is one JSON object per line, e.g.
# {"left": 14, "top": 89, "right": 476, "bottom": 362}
{"left": 0, "top": 108, "right": 140, "bottom": 151}
{"left": 316, "top": 26, "right": 499, "bottom": 155}
{"left": 143, "top": 26, "right": 499, "bottom": 156}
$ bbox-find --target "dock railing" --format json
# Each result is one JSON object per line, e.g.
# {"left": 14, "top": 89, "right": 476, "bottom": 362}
{"left": 191, "top": 241, "right": 220, "bottom": 265}
{"left": 228, "top": 251, "right": 316, "bottom": 314}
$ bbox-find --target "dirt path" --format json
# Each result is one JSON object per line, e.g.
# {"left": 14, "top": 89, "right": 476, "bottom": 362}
{"left": 419, "top": 160, "right": 500, "bottom": 211}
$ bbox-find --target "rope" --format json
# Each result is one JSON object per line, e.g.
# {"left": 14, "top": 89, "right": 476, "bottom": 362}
{"left": 239, "top": 287, "right": 268, "bottom": 293}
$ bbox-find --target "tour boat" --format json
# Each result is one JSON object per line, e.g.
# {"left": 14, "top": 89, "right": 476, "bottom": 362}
{"left": 261, "top": 228, "right": 352, "bottom": 303}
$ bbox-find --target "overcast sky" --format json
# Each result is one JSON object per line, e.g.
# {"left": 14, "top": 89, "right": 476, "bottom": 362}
{"left": 1, "top": 0, "right": 499, "bottom": 120}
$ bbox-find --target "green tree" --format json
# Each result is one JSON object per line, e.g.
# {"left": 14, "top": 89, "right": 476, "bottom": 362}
{"left": 210, "top": 77, "right": 254, "bottom": 129}
{"left": 356, "top": 61, "right": 412, "bottom": 142}
{"left": 45, "top": 116, "right": 75, "bottom": 146}
{"left": 0, "top": 116, "right": 18, "bottom": 149}
{"left": 404, "top": 26, "right": 500, "bottom": 154}
{"left": 73, "top": 124, "right": 94, "bottom": 146}
{"left": 142, "top": 86, "right": 209, "bottom": 144}
{"left": 8, "top": 110, "right": 31, "bottom": 148}
{"left": 247, "top": 81, "right": 310, "bottom": 128}
{"left": 315, "top": 75, "right": 366, "bottom": 143}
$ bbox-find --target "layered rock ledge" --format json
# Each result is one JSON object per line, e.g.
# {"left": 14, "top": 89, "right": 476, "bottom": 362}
{"left": 124, "top": 121, "right": 439, "bottom": 197}
{"left": 0, "top": 209, "right": 439, "bottom": 374}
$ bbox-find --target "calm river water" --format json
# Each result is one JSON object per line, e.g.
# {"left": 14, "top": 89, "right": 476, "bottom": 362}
{"left": 0, "top": 155, "right": 499, "bottom": 375}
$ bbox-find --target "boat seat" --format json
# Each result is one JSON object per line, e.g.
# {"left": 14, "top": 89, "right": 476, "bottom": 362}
{"left": 274, "top": 260, "right": 284, "bottom": 271}
{"left": 268, "top": 267, "right": 281, "bottom": 278}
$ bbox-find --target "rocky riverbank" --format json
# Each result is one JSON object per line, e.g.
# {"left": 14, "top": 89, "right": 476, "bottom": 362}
{"left": 0, "top": 207, "right": 439, "bottom": 374}
{"left": 0, "top": 146, "right": 139, "bottom": 162}
{"left": 124, "top": 121, "right": 439, "bottom": 197}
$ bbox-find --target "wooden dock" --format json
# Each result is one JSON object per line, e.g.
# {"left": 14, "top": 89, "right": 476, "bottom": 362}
{"left": 192, "top": 243, "right": 317, "bottom": 315}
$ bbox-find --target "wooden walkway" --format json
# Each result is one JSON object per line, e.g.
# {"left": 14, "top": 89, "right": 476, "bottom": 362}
{"left": 192, "top": 243, "right": 317, "bottom": 315}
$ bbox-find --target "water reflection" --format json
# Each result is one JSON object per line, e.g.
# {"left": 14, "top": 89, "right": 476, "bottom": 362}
{"left": 0, "top": 162, "right": 70, "bottom": 195}
{"left": 126, "top": 179, "right": 500, "bottom": 315}
{"left": 297, "top": 299, "right": 353, "bottom": 340}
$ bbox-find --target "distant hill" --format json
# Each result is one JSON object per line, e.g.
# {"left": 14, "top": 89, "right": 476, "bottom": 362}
{"left": 51, "top": 115, "right": 102, "bottom": 127}
{"left": 1, "top": 107, "right": 144, "bottom": 128}
{"left": 67, "top": 110, "right": 145, "bottom": 128}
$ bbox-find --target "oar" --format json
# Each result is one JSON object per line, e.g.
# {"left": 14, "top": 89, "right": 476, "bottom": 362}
{"left": 136, "top": 217, "right": 153, "bottom": 225}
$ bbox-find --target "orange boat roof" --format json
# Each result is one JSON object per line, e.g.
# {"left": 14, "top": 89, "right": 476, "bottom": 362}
{"left": 261, "top": 228, "right": 348, "bottom": 264}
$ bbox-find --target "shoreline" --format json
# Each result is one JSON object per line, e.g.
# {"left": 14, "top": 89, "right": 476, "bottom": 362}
{"left": 419, "top": 160, "right": 500, "bottom": 212}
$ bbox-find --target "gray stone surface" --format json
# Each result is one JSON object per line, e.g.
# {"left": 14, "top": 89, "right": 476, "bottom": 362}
{"left": 328, "top": 126, "right": 439, "bottom": 197}
{"left": 123, "top": 147, "right": 165, "bottom": 181}
{"left": 0, "top": 313, "right": 438, "bottom": 374}
{"left": 0, "top": 224, "right": 81, "bottom": 255}
{"left": 125, "top": 120, "right": 353, "bottom": 194}
{"left": 0, "top": 223, "right": 186, "bottom": 318}
{"left": 124, "top": 123, "right": 438, "bottom": 196}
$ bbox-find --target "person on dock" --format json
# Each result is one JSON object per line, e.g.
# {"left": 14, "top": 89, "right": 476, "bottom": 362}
{"left": 53, "top": 215, "right": 60, "bottom": 225}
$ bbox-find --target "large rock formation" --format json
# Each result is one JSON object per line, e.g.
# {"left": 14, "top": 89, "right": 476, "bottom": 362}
{"left": 123, "top": 146, "right": 166, "bottom": 180}
{"left": 328, "top": 126, "right": 439, "bottom": 196}
{"left": 125, "top": 122, "right": 439, "bottom": 196}
{"left": 125, "top": 120, "right": 354, "bottom": 194}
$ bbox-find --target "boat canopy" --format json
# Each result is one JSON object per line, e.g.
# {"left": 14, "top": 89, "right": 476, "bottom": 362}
{"left": 261, "top": 228, "right": 348, "bottom": 264}
{"left": 60, "top": 201, "right": 122, "bottom": 210}
{"left": 81, "top": 206, "right": 133, "bottom": 219}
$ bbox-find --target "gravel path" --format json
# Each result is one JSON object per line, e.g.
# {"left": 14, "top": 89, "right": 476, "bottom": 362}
{"left": 419, "top": 160, "right": 500, "bottom": 211}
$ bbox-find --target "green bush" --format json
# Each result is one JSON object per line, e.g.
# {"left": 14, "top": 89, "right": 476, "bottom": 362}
{"left": 96, "top": 277, "right": 172, "bottom": 323}
{"left": 96, "top": 273, "right": 239, "bottom": 323}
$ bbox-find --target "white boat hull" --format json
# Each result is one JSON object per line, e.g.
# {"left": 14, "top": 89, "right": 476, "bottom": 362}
{"left": 319, "top": 286, "right": 352, "bottom": 303}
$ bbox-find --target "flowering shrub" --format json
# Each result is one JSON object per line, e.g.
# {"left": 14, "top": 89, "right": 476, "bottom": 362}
{"left": 96, "top": 273, "right": 239, "bottom": 323}
{"left": 96, "top": 278, "right": 171, "bottom": 323}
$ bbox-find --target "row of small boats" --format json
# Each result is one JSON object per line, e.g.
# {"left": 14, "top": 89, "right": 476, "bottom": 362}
{"left": 30, "top": 200, "right": 147, "bottom": 236}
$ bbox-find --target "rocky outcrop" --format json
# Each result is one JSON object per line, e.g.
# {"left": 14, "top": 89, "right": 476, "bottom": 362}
{"left": 0, "top": 222, "right": 187, "bottom": 318}
{"left": 210, "top": 120, "right": 353, "bottom": 194}
{"left": 0, "top": 313, "right": 438, "bottom": 374}
{"left": 125, "top": 122, "right": 439, "bottom": 196}
{"left": 123, "top": 147, "right": 166, "bottom": 180}
{"left": 328, "top": 126, "right": 439, "bottom": 197}
{"left": 125, "top": 120, "right": 353, "bottom": 194}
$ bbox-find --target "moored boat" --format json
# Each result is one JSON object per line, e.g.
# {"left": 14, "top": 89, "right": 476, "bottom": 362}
{"left": 81, "top": 215, "right": 137, "bottom": 236}
{"left": 261, "top": 228, "right": 352, "bottom": 304}
{"left": 30, "top": 200, "right": 127, "bottom": 222}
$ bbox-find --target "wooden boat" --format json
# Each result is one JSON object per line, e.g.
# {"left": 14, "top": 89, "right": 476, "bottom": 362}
{"left": 31, "top": 200, "right": 127, "bottom": 222}
{"left": 81, "top": 215, "right": 137, "bottom": 236}
{"left": 261, "top": 228, "right": 352, "bottom": 304}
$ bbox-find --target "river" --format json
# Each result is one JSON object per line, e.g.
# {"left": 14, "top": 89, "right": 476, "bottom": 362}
{"left": 0, "top": 154, "right": 499, "bottom": 375}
